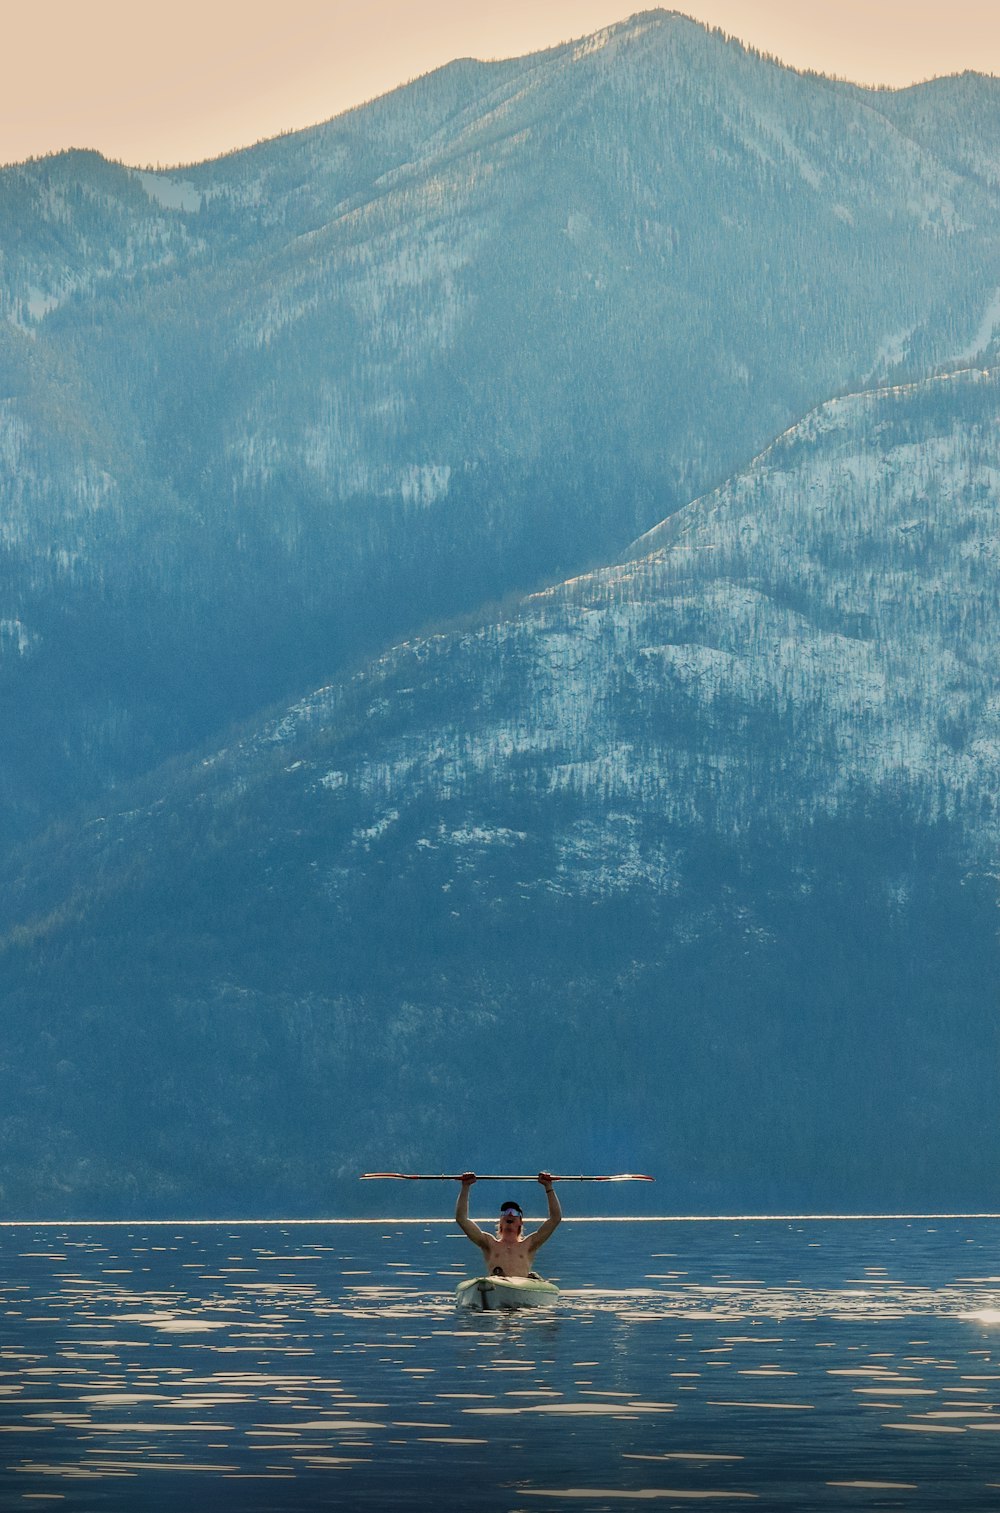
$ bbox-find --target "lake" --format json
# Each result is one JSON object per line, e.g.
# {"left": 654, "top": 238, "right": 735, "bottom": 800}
{"left": 3, "top": 1215, "right": 1000, "bottom": 1510}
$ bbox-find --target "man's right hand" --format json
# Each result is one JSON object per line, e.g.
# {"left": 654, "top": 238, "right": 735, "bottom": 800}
{"left": 460, "top": 1171, "right": 477, "bottom": 1185}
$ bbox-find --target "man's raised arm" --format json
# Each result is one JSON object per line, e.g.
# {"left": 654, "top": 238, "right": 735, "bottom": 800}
{"left": 528, "top": 1171, "right": 562, "bottom": 1252}
{"left": 455, "top": 1172, "right": 489, "bottom": 1252}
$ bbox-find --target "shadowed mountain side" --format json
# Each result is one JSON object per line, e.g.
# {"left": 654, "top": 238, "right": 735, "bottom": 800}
{"left": 3, "top": 369, "right": 999, "bottom": 1218}
{"left": 2, "top": 11, "right": 1000, "bottom": 842}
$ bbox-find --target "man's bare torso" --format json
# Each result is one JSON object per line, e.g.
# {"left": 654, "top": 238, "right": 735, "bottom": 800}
{"left": 480, "top": 1235, "right": 538, "bottom": 1277}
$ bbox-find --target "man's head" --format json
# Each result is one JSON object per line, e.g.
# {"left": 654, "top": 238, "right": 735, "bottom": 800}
{"left": 497, "top": 1200, "right": 523, "bottom": 1237}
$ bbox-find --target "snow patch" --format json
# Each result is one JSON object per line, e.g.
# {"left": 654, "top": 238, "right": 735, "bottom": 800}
{"left": 0, "top": 619, "right": 36, "bottom": 656}
{"left": 571, "top": 15, "right": 660, "bottom": 62}
{"left": 956, "top": 288, "right": 1000, "bottom": 362}
{"left": 447, "top": 826, "right": 526, "bottom": 846}
{"left": 134, "top": 171, "right": 202, "bottom": 213}
{"left": 355, "top": 810, "right": 400, "bottom": 845}
{"left": 400, "top": 463, "right": 451, "bottom": 507}
{"left": 869, "top": 327, "right": 915, "bottom": 378}
{"left": 25, "top": 287, "right": 60, "bottom": 321}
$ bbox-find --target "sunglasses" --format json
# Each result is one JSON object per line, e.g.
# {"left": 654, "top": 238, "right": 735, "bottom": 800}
{"left": 500, "top": 1208, "right": 522, "bottom": 1219}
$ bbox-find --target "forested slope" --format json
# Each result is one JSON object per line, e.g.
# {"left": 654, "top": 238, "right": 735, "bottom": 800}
{"left": 2, "top": 11, "right": 1000, "bottom": 844}
{"left": 4, "top": 369, "right": 999, "bottom": 1217}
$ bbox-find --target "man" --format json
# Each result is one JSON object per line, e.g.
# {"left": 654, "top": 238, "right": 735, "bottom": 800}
{"left": 455, "top": 1171, "right": 562, "bottom": 1276}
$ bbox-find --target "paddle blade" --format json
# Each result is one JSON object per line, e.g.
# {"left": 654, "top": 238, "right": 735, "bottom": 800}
{"left": 588, "top": 1174, "right": 656, "bottom": 1182}
{"left": 360, "top": 1172, "right": 427, "bottom": 1180}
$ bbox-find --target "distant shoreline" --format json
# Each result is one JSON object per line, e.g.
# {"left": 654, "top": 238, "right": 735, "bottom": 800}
{"left": 4, "top": 1213, "right": 1000, "bottom": 1227}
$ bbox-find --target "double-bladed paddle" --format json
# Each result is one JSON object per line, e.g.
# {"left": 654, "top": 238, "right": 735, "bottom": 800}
{"left": 360, "top": 1172, "right": 654, "bottom": 1182}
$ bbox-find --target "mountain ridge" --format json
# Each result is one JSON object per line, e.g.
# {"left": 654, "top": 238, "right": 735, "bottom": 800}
{"left": 4, "top": 366, "right": 1000, "bottom": 1216}
{"left": 3, "top": 13, "right": 1000, "bottom": 1216}
{"left": 3, "top": 13, "right": 999, "bottom": 839}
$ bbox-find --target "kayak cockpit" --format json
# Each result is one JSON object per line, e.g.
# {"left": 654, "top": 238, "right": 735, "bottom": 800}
{"left": 455, "top": 1275, "right": 559, "bottom": 1311}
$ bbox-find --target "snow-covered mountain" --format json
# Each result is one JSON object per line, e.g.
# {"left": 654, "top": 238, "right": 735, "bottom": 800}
{"left": 253, "top": 367, "right": 1000, "bottom": 869}
{"left": 4, "top": 367, "right": 999, "bottom": 1217}
{"left": 3, "top": 10, "right": 1000, "bottom": 842}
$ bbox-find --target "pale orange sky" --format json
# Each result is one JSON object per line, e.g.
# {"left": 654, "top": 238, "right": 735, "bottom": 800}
{"left": 4, "top": 0, "right": 998, "bottom": 169}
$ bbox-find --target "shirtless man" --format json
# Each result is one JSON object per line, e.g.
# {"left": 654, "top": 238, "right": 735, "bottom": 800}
{"left": 455, "top": 1171, "right": 562, "bottom": 1277}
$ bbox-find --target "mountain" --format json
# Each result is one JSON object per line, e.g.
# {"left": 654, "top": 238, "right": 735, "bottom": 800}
{"left": 4, "top": 367, "right": 999, "bottom": 1218}
{"left": 3, "top": 10, "right": 1000, "bottom": 845}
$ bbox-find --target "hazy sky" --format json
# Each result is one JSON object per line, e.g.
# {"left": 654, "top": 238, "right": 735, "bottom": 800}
{"left": 4, "top": 0, "right": 998, "bottom": 169}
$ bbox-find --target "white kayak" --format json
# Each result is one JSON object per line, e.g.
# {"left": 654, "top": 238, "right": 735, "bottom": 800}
{"left": 456, "top": 1275, "right": 559, "bottom": 1311}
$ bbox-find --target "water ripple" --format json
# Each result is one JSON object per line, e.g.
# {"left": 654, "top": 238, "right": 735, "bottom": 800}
{"left": 3, "top": 1218, "right": 1000, "bottom": 1510}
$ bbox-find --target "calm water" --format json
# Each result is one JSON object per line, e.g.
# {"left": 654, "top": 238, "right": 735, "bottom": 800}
{"left": 3, "top": 1216, "right": 1000, "bottom": 1511}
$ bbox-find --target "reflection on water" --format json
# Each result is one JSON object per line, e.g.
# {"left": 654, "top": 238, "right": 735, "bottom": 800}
{"left": 2, "top": 1217, "right": 1000, "bottom": 1509}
